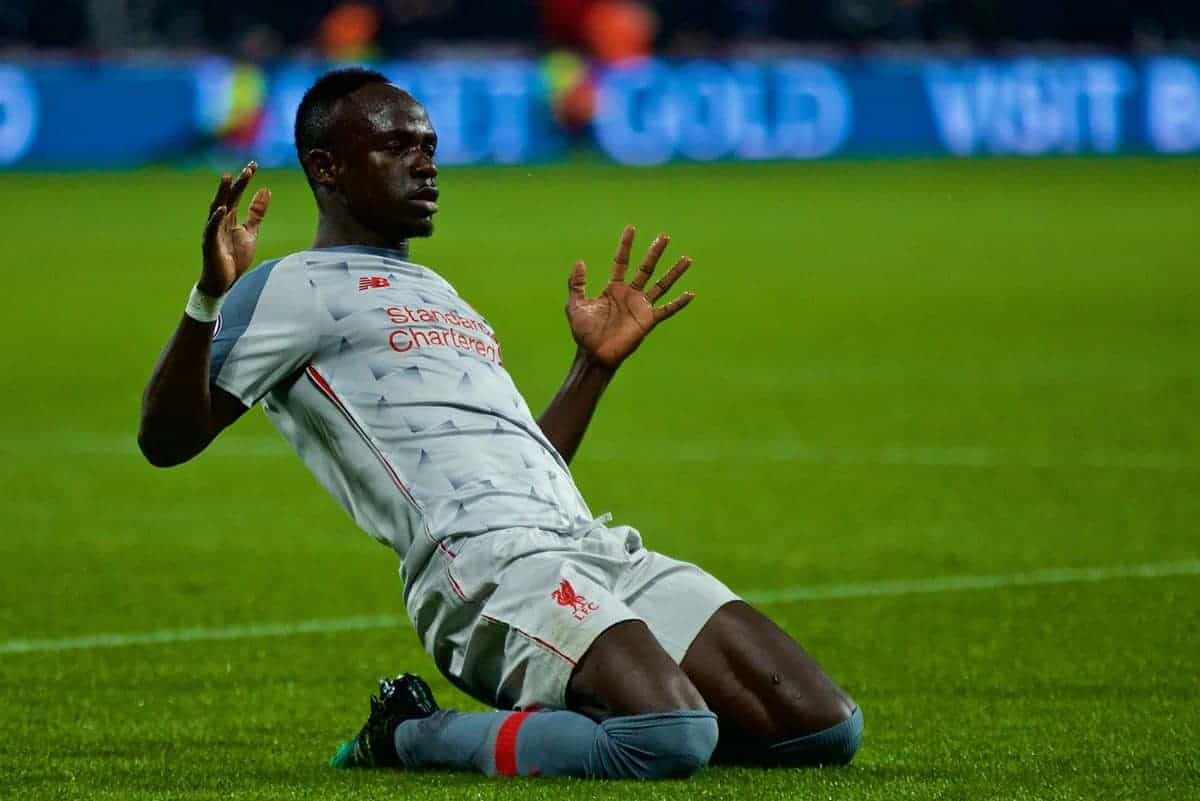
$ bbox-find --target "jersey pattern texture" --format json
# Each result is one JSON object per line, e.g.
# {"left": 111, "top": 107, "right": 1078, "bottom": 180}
{"left": 210, "top": 245, "right": 593, "bottom": 581}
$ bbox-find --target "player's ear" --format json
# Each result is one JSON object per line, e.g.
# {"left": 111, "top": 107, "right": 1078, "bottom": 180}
{"left": 304, "top": 149, "right": 338, "bottom": 189}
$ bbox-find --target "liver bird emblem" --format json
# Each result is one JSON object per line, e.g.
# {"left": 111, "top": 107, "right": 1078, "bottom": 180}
{"left": 551, "top": 579, "right": 599, "bottom": 621}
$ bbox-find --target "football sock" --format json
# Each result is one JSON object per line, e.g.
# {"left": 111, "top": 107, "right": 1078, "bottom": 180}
{"left": 392, "top": 708, "right": 718, "bottom": 779}
{"left": 764, "top": 705, "right": 864, "bottom": 766}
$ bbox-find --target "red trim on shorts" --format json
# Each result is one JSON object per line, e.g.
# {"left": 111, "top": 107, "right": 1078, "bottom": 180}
{"left": 494, "top": 711, "right": 534, "bottom": 776}
{"left": 447, "top": 569, "right": 467, "bottom": 601}
{"left": 481, "top": 614, "right": 577, "bottom": 666}
{"left": 520, "top": 633, "right": 576, "bottom": 666}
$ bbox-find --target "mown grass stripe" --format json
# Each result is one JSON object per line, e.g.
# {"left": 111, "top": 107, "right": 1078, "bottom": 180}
{"left": 6, "top": 432, "right": 1199, "bottom": 471}
{"left": 3, "top": 560, "right": 1196, "bottom": 656}
{"left": 741, "top": 559, "right": 1200, "bottom": 604}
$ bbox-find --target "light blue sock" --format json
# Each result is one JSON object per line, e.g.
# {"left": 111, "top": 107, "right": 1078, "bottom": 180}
{"left": 766, "top": 705, "right": 864, "bottom": 766}
{"left": 393, "top": 708, "right": 718, "bottom": 779}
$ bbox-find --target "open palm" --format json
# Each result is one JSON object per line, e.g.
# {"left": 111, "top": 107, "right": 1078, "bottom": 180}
{"left": 566, "top": 226, "right": 695, "bottom": 370}
{"left": 199, "top": 161, "right": 271, "bottom": 297}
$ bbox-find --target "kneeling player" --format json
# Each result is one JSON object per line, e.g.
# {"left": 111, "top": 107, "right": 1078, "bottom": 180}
{"left": 138, "top": 68, "right": 862, "bottom": 780}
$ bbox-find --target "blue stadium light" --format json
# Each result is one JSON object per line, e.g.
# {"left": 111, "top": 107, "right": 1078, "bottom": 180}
{"left": 1147, "top": 58, "right": 1200, "bottom": 153}
{"left": 0, "top": 66, "right": 39, "bottom": 166}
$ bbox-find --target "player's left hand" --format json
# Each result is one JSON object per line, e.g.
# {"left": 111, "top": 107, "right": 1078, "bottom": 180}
{"left": 565, "top": 226, "right": 694, "bottom": 370}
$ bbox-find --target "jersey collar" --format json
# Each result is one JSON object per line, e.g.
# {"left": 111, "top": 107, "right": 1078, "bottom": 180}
{"left": 314, "top": 243, "right": 411, "bottom": 261}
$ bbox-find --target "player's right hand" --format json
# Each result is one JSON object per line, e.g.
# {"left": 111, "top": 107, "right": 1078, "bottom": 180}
{"left": 199, "top": 161, "right": 271, "bottom": 297}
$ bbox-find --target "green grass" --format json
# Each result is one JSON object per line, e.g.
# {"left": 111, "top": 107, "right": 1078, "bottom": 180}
{"left": 1, "top": 157, "right": 1198, "bottom": 800}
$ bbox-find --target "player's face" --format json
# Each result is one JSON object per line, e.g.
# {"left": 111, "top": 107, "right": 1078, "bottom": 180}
{"left": 338, "top": 85, "right": 439, "bottom": 241}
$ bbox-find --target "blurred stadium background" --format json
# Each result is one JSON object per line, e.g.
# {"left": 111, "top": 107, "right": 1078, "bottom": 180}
{"left": 1, "top": 3, "right": 1197, "bottom": 800}
{"left": 3, "top": 1, "right": 1200, "bottom": 166}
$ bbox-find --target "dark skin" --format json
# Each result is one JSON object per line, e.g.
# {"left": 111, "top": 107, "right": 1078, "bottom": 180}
{"left": 139, "top": 83, "right": 855, "bottom": 757}
{"left": 137, "top": 162, "right": 269, "bottom": 466}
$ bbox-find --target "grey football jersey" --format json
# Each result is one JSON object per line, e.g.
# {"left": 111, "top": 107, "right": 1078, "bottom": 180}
{"left": 210, "top": 245, "right": 594, "bottom": 582}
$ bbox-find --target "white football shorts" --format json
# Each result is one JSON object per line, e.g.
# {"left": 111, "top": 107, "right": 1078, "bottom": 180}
{"left": 403, "top": 522, "right": 740, "bottom": 711}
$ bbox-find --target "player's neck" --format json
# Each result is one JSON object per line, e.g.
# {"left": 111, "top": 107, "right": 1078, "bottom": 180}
{"left": 312, "top": 215, "right": 409, "bottom": 256}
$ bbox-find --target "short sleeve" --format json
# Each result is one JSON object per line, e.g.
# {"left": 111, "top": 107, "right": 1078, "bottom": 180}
{"left": 210, "top": 257, "right": 324, "bottom": 406}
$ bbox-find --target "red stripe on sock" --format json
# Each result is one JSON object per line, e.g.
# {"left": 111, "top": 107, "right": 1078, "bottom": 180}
{"left": 494, "top": 711, "right": 534, "bottom": 776}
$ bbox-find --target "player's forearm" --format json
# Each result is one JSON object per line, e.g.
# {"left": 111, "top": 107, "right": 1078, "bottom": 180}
{"left": 537, "top": 349, "right": 614, "bottom": 464}
{"left": 138, "top": 316, "right": 221, "bottom": 467}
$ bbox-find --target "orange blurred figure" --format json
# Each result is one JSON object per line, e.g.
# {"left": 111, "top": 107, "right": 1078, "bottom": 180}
{"left": 320, "top": 2, "right": 382, "bottom": 61}
{"left": 584, "top": 0, "right": 656, "bottom": 64}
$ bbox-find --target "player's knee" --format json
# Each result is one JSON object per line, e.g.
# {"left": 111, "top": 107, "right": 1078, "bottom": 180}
{"left": 651, "top": 711, "right": 719, "bottom": 777}
{"left": 754, "top": 675, "right": 857, "bottom": 742}
{"left": 601, "top": 710, "right": 719, "bottom": 779}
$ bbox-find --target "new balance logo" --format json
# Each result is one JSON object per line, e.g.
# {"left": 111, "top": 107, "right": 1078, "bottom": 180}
{"left": 358, "top": 276, "right": 390, "bottom": 291}
{"left": 552, "top": 579, "right": 598, "bottom": 621}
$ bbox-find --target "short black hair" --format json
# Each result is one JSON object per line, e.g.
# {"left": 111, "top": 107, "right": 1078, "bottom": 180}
{"left": 294, "top": 67, "right": 390, "bottom": 165}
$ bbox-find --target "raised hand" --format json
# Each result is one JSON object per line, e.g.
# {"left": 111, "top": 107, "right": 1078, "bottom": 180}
{"left": 566, "top": 225, "right": 695, "bottom": 370}
{"left": 199, "top": 161, "right": 271, "bottom": 297}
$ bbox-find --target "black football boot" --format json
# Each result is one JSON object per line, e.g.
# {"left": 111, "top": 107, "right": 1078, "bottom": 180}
{"left": 329, "top": 673, "right": 440, "bottom": 768}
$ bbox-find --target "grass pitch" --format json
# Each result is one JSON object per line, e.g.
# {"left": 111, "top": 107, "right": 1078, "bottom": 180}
{"left": 1, "top": 158, "right": 1198, "bottom": 800}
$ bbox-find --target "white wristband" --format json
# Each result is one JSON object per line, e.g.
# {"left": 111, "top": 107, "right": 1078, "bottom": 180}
{"left": 185, "top": 284, "right": 226, "bottom": 323}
